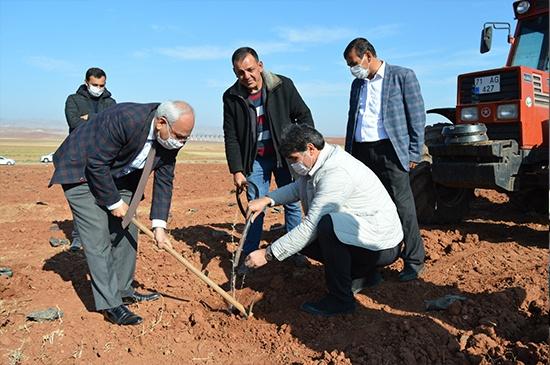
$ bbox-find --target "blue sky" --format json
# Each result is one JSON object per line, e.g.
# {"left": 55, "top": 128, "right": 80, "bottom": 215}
{"left": 0, "top": 0, "right": 515, "bottom": 136}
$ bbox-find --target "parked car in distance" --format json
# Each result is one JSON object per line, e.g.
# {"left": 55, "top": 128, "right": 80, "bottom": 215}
{"left": 40, "top": 152, "right": 54, "bottom": 163}
{"left": 0, "top": 156, "right": 15, "bottom": 165}
{"left": 40, "top": 152, "right": 53, "bottom": 163}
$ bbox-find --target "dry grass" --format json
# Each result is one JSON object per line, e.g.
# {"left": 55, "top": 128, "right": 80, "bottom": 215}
{"left": 7, "top": 341, "right": 25, "bottom": 365}
{"left": 137, "top": 300, "right": 166, "bottom": 337}
{"left": 42, "top": 329, "right": 64, "bottom": 346}
{"left": 0, "top": 139, "right": 227, "bottom": 164}
{"left": 0, "top": 139, "right": 61, "bottom": 164}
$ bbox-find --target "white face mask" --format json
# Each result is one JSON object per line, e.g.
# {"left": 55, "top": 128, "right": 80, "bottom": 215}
{"left": 156, "top": 133, "right": 185, "bottom": 150}
{"left": 291, "top": 161, "right": 310, "bottom": 176}
{"left": 88, "top": 85, "right": 104, "bottom": 97}
{"left": 350, "top": 55, "right": 370, "bottom": 80}
{"left": 290, "top": 151, "right": 312, "bottom": 176}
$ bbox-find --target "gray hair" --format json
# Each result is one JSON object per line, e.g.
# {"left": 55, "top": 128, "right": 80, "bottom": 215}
{"left": 156, "top": 101, "right": 194, "bottom": 125}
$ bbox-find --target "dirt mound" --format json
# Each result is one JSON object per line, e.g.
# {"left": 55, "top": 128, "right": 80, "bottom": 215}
{"left": 0, "top": 165, "right": 548, "bottom": 364}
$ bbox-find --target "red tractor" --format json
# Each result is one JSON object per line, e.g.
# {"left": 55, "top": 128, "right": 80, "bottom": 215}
{"left": 412, "top": 0, "right": 549, "bottom": 223}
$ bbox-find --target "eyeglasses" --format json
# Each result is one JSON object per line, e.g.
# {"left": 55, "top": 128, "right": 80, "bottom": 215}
{"left": 166, "top": 121, "right": 190, "bottom": 143}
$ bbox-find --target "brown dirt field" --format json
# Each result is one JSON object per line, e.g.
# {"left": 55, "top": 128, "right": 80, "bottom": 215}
{"left": 0, "top": 163, "right": 548, "bottom": 365}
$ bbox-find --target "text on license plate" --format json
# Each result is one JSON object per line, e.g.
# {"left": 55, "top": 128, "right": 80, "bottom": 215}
{"left": 474, "top": 75, "right": 500, "bottom": 94}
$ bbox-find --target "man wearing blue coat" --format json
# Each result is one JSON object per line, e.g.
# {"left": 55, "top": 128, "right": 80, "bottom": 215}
{"left": 343, "top": 37, "right": 426, "bottom": 281}
{"left": 50, "top": 101, "right": 195, "bottom": 325}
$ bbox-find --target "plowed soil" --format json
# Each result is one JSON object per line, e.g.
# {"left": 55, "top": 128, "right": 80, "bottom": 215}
{"left": 0, "top": 163, "right": 548, "bottom": 365}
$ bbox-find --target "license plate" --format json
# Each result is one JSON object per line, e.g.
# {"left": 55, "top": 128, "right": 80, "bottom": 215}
{"left": 473, "top": 75, "right": 500, "bottom": 94}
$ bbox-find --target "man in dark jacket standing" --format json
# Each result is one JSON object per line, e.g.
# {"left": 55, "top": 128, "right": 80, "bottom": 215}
{"left": 64, "top": 67, "right": 116, "bottom": 250}
{"left": 223, "top": 47, "right": 314, "bottom": 271}
{"left": 65, "top": 67, "right": 116, "bottom": 132}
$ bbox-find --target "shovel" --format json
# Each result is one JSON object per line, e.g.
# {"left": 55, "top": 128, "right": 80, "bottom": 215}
{"left": 230, "top": 212, "right": 254, "bottom": 297}
{"left": 131, "top": 218, "right": 250, "bottom": 318}
{"left": 229, "top": 207, "right": 267, "bottom": 315}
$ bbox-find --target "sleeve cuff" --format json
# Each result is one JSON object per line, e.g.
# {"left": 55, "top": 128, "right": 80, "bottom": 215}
{"left": 270, "top": 241, "right": 288, "bottom": 261}
{"left": 151, "top": 219, "right": 167, "bottom": 229}
{"left": 268, "top": 197, "right": 276, "bottom": 207}
{"left": 107, "top": 199, "right": 123, "bottom": 210}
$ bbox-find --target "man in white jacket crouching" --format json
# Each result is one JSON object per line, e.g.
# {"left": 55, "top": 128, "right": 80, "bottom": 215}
{"left": 245, "top": 124, "right": 403, "bottom": 316}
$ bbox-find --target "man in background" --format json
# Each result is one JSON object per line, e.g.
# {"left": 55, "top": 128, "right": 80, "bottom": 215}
{"left": 64, "top": 67, "right": 116, "bottom": 250}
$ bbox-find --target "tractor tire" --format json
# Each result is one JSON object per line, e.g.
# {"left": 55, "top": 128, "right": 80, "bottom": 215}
{"left": 432, "top": 185, "right": 474, "bottom": 224}
{"left": 425, "top": 122, "right": 451, "bottom": 147}
{"left": 410, "top": 161, "right": 436, "bottom": 224}
{"left": 410, "top": 162, "right": 474, "bottom": 224}
{"left": 411, "top": 122, "right": 474, "bottom": 224}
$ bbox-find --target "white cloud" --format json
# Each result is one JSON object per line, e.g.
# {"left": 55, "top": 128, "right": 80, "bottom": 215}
{"left": 272, "top": 64, "right": 312, "bottom": 72}
{"left": 366, "top": 24, "right": 401, "bottom": 39}
{"left": 157, "top": 45, "right": 232, "bottom": 60}
{"left": 131, "top": 49, "right": 151, "bottom": 58}
{"left": 276, "top": 26, "right": 354, "bottom": 44}
{"left": 206, "top": 78, "right": 234, "bottom": 89}
{"left": 243, "top": 41, "right": 294, "bottom": 55}
{"left": 410, "top": 46, "right": 508, "bottom": 77}
{"left": 157, "top": 41, "right": 297, "bottom": 61}
{"left": 154, "top": 23, "right": 398, "bottom": 63}
{"left": 385, "top": 48, "right": 445, "bottom": 61}
{"left": 26, "top": 56, "right": 75, "bottom": 72}
{"left": 295, "top": 80, "right": 350, "bottom": 97}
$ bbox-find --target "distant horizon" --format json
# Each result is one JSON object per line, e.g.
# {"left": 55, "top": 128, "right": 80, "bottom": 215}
{"left": 0, "top": 124, "right": 348, "bottom": 140}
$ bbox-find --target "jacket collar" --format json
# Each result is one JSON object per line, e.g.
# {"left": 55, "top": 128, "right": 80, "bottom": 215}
{"left": 308, "top": 143, "right": 335, "bottom": 177}
{"left": 381, "top": 62, "right": 393, "bottom": 122}
{"left": 228, "top": 70, "right": 282, "bottom": 98}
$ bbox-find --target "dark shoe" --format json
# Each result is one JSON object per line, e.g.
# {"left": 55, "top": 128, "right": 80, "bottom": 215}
{"left": 352, "top": 271, "right": 383, "bottom": 294}
{"left": 103, "top": 305, "right": 142, "bottom": 325}
{"left": 236, "top": 262, "right": 252, "bottom": 276}
{"left": 69, "top": 237, "right": 82, "bottom": 252}
{"left": 301, "top": 295, "right": 355, "bottom": 317}
{"left": 122, "top": 291, "right": 161, "bottom": 305}
{"left": 288, "top": 253, "right": 309, "bottom": 268}
{"left": 399, "top": 264, "right": 424, "bottom": 282}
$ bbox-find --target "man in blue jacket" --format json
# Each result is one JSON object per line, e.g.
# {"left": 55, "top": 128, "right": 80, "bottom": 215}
{"left": 343, "top": 37, "right": 426, "bottom": 282}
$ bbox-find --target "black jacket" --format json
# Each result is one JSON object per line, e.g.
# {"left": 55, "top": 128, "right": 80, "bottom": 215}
{"left": 223, "top": 71, "right": 314, "bottom": 175}
{"left": 64, "top": 84, "right": 116, "bottom": 133}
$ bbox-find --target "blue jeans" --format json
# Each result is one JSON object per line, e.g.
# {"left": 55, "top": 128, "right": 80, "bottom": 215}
{"left": 243, "top": 156, "right": 302, "bottom": 255}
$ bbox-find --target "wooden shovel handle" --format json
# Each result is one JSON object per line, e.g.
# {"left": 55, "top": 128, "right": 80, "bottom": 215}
{"left": 131, "top": 218, "right": 248, "bottom": 318}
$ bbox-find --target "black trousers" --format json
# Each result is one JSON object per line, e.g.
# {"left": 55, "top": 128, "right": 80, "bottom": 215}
{"left": 300, "top": 215, "right": 400, "bottom": 303}
{"left": 352, "top": 140, "right": 425, "bottom": 269}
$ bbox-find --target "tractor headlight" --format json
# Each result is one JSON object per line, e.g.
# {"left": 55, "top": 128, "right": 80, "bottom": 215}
{"left": 515, "top": 1, "right": 530, "bottom": 15}
{"left": 460, "top": 107, "right": 479, "bottom": 122}
{"left": 497, "top": 103, "right": 518, "bottom": 119}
